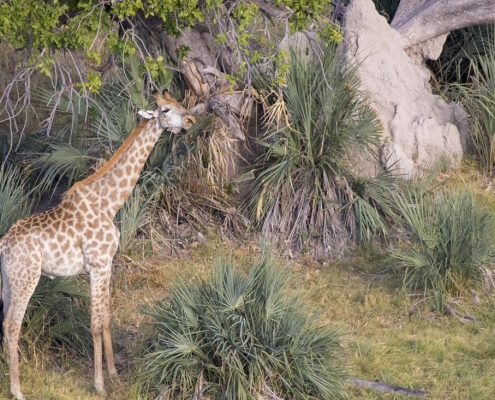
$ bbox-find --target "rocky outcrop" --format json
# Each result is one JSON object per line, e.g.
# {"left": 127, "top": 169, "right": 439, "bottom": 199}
{"left": 343, "top": 0, "right": 468, "bottom": 175}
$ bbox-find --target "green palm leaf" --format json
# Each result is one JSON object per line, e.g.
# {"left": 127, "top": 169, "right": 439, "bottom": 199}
{"left": 141, "top": 252, "right": 346, "bottom": 399}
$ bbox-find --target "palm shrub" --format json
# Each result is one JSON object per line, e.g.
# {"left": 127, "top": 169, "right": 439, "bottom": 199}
{"left": 427, "top": 25, "right": 494, "bottom": 86}
{"left": 389, "top": 187, "right": 495, "bottom": 295}
{"left": 23, "top": 276, "right": 93, "bottom": 358}
{"left": 140, "top": 253, "right": 346, "bottom": 399}
{"left": 248, "top": 44, "right": 385, "bottom": 257}
{"left": 116, "top": 185, "right": 152, "bottom": 251}
{"left": 348, "top": 166, "right": 402, "bottom": 244}
{"left": 461, "top": 27, "right": 495, "bottom": 174}
{"left": 30, "top": 142, "right": 95, "bottom": 197}
{"left": 0, "top": 165, "right": 31, "bottom": 236}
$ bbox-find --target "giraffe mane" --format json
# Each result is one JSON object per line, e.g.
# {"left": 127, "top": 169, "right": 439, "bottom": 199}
{"left": 65, "top": 120, "right": 150, "bottom": 196}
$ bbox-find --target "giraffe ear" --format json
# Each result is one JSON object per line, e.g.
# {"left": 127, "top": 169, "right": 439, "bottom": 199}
{"left": 138, "top": 110, "right": 156, "bottom": 119}
{"left": 162, "top": 90, "right": 173, "bottom": 100}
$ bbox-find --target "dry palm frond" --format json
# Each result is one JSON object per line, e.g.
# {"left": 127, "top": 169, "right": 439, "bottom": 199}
{"left": 246, "top": 43, "right": 384, "bottom": 257}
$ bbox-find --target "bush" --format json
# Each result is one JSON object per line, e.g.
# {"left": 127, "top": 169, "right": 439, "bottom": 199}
{"left": 23, "top": 276, "right": 93, "bottom": 358}
{"left": 247, "top": 43, "right": 386, "bottom": 256}
{"left": 0, "top": 165, "right": 31, "bottom": 236}
{"left": 464, "top": 33, "right": 495, "bottom": 175}
{"left": 389, "top": 187, "right": 495, "bottom": 294}
{"left": 140, "top": 253, "right": 346, "bottom": 399}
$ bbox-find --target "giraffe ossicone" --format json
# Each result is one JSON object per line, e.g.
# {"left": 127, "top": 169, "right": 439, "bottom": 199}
{"left": 0, "top": 90, "right": 195, "bottom": 400}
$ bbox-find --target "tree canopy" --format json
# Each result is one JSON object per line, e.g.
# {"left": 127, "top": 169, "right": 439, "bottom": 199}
{"left": 0, "top": 0, "right": 341, "bottom": 90}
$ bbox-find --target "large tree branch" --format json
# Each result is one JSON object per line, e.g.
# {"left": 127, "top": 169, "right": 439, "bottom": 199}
{"left": 391, "top": 0, "right": 495, "bottom": 49}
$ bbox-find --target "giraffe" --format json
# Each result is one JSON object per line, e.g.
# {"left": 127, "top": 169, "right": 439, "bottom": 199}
{"left": 0, "top": 91, "right": 196, "bottom": 400}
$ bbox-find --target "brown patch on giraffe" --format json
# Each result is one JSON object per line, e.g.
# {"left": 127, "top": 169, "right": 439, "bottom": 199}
{"left": 87, "top": 240, "right": 98, "bottom": 249}
{"left": 114, "top": 168, "right": 124, "bottom": 178}
{"left": 79, "top": 202, "right": 89, "bottom": 214}
{"left": 109, "top": 190, "right": 118, "bottom": 202}
{"left": 95, "top": 230, "right": 104, "bottom": 241}
{"left": 105, "top": 232, "right": 115, "bottom": 242}
{"left": 75, "top": 219, "right": 84, "bottom": 232}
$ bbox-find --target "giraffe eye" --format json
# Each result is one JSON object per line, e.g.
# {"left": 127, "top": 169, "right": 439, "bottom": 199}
{"left": 161, "top": 107, "right": 171, "bottom": 114}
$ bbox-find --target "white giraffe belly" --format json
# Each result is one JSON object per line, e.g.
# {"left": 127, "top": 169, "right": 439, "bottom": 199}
{"left": 40, "top": 237, "right": 86, "bottom": 277}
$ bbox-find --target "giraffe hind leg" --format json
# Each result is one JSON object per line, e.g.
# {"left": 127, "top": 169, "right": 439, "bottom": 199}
{"left": 0, "top": 266, "right": 11, "bottom": 349}
{"left": 3, "top": 256, "right": 41, "bottom": 400}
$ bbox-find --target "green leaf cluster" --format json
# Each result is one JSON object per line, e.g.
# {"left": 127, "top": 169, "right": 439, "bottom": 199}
{"left": 112, "top": 0, "right": 204, "bottom": 35}
{"left": 276, "top": 0, "right": 327, "bottom": 31}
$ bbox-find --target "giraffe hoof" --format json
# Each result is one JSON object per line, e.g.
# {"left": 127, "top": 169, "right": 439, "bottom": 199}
{"left": 109, "top": 371, "right": 119, "bottom": 382}
{"left": 95, "top": 384, "right": 107, "bottom": 397}
{"left": 11, "top": 390, "right": 26, "bottom": 400}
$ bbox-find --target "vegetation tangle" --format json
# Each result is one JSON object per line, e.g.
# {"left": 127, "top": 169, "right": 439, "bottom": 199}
{"left": 0, "top": 0, "right": 495, "bottom": 399}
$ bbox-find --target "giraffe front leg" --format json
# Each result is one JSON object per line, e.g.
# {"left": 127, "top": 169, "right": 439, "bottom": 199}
{"left": 89, "top": 263, "right": 117, "bottom": 395}
{"left": 90, "top": 268, "right": 107, "bottom": 395}
{"left": 102, "top": 287, "right": 118, "bottom": 380}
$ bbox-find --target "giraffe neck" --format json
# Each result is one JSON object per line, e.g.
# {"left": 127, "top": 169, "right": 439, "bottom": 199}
{"left": 65, "top": 118, "right": 163, "bottom": 218}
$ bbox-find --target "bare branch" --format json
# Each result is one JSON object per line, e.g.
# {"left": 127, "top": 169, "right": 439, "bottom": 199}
{"left": 348, "top": 378, "right": 429, "bottom": 398}
{"left": 391, "top": 0, "right": 495, "bottom": 49}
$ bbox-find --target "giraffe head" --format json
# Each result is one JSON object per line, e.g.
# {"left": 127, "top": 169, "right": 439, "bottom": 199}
{"left": 139, "top": 90, "right": 196, "bottom": 134}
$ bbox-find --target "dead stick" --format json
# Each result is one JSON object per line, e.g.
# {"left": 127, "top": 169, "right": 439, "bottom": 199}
{"left": 348, "top": 378, "right": 429, "bottom": 398}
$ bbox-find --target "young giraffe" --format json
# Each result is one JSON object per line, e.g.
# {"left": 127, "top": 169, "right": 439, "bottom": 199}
{"left": 0, "top": 91, "right": 196, "bottom": 400}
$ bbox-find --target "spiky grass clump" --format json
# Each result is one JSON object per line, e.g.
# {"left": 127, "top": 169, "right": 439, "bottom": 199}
{"left": 140, "top": 254, "right": 346, "bottom": 400}
{"left": 140, "top": 114, "right": 240, "bottom": 232}
{"left": 116, "top": 185, "right": 152, "bottom": 252}
{"left": 463, "top": 27, "right": 495, "bottom": 175}
{"left": 390, "top": 187, "right": 495, "bottom": 294}
{"left": 23, "top": 276, "right": 93, "bottom": 358}
{"left": 0, "top": 165, "right": 31, "bottom": 236}
{"left": 248, "top": 43, "right": 384, "bottom": 256}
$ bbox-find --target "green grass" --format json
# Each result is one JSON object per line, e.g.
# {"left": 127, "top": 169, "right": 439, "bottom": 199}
{"left": 2, "top": 234, "right": 495, "bottom": 399}
{"left": 302, "top": 255, "right": 495, "bottom": 399}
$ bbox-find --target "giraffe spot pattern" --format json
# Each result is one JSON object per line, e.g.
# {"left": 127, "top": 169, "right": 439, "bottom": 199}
{"left": 0, "top": 91, "right": 194, "bottom": 399}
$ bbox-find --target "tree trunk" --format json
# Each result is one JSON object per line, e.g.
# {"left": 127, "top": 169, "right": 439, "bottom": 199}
{"left": 158, "top": 25, "right": 253, "bottom": 183}
{"left": 391, "top": 0, "right": 495, "bottom": 50}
